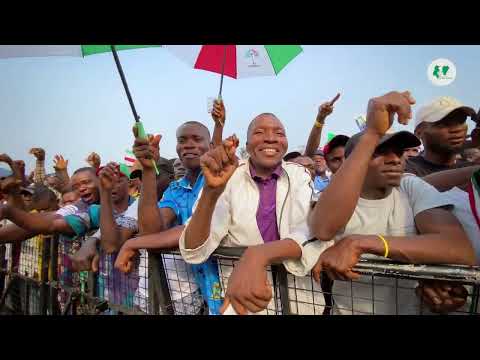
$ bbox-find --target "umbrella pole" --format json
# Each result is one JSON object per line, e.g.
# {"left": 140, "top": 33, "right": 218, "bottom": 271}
{"left": 110, "top": 45, "right": 140, "bottom": 123}
{"left": 218, "top": 45, "right": 227, "bottom": 100}
{"left": 110, "top": 45, "right": 159, "bottom": 175}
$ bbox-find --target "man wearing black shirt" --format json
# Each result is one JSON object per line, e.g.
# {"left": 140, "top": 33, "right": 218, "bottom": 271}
{"left": 406, "top": 96, "right": 476, "bottom": 177}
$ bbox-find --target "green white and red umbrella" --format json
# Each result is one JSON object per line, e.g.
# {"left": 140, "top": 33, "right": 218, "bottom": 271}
{"left": 166, "top": 45, "right": 302, "bottom": 79}
{"left": 166, "top": 45, "right": 303, "bottom": 97}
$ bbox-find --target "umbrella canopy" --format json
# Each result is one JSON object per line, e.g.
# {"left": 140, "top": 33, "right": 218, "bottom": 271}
{"left": 166, "top": 45, "right": 302, "bottom": 79}
{"left": 0, "top": 45, "right": 161, "bottom": 58}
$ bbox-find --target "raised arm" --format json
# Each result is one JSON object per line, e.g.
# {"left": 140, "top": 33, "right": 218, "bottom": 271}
{"left": 132, "top": 128, "right": 174, "bottom": 234}
{"left": 182, "top": 135, "right": 239, "bottom": 250}
{"left": 53, "top": 155, "right": 70, "bottom": 193}
{"left": 30, "top": 148, "right": 46, "bottom": 184}
{"left": 96, "top": 163, "right": 134, "bottom": 254}
{"left": 311, "top": 91, "right": 416, "bottom": 242}
{"left": 211, "top": 99, "right": 226, "bottom": 146}
{"left": 0, "top": 154, "right": 25, "bottom": 209}
{"left": 304, "top": 93, "right": 340, "bottom": 157}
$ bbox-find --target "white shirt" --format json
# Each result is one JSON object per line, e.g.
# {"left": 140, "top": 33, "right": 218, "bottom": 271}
{"left": 179, "top": 160, "right": 330, "bottom": 276}
{"left": 297, "top": 175, "right": 454, "bottom": 315}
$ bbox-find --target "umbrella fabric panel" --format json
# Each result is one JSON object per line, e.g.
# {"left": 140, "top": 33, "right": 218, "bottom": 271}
{"left": 165, "top": 45, "right": 203, "bottom": 67}
{"left": 235, "top": 45, "right": 276, "bottom": 78}
{"left": 194, "top": 45, "right": 237, "bottom": 79}
{"left": 81, "top": 45, "right": 161, "bottom": 57}
{"left": 264, "top": 45, "right": 303, "bottom": 74}
{"left": 0, "top": 45, "right": 83, "bottom": 58}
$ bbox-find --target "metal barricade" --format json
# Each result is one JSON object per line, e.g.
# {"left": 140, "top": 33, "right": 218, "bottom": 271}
{"left": 2, "top": 241, "right": 480, "bottom": 315}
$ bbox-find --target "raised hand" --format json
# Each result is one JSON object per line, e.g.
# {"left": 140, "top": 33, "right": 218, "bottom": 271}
{"left": 211, "top": 99, "right": 226, "bottom": 126}
{"left": 86, "top": 152, "right": 101, "bottom": 169}
{"left": 98, "top": 162, "right": 120, "bottom": 191}
{"left": 53, "top": 155, "right": 69, "bottom": 171}
{"left": 366, "top": 91, "right": 416, "bottom": 136}
{"left": 200, "top": 135, "right": 239, "bottom": 192}
{"left": 132, "top": 126, "right": 162, "bottom": 169}
{"left": 29, "top": 148, "right": 45, "bottom": 161}
{"left": 317, "top": 93, "right": 341, "bottom": 121}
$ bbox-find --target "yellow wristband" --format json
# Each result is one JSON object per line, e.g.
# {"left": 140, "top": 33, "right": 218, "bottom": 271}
{"left": 377, "top": 235, "right": 389, "bottom": 258}
{"left": 314, "top": 121, "right": 324, "bottom": 128}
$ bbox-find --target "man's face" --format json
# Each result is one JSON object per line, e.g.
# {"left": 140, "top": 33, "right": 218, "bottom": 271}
{"left": 365, "top": 145, "right": 405, "bottom": 190}
{"left": 325, "top": 146, "right": 345, "bottom": 174}
{"left": 403, "top": 147, "right": 420, "bottom": 159}
{"left": 421, "top": 113, "right": 468, "bottom": 155}
{"left": 464, "top": 148, "right": 480, "bottom": 164}
{"left": 312, "top": 154, "right": 327, "bottom": 175}
{"left": 293, "top": 156, "right": 315, "bottom": 179}
{"left": 176, "top": 124, "right": 210, "bottom": 171}
{"left": 71, "top": 171, "right": 99, "bottom": 205}
{"left": 111, "top": 176, "right": 129, "bottom": 203}
{"left": 173, "top": 159, "right": 186, "bottom": 180}
{"left": 128, "top": 178, "right": 141, "bottom": 196}
{"left": 61, "top": 191, "right": 79, "bottom": 207}
{"left": 22, "top": 193, "right": 33, "bottom": 210}
{"left": 246, "top": 115, "right": 288, "bottom": 170}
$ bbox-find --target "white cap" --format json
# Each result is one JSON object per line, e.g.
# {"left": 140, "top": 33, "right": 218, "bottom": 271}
{"left": 414, "top": 96, "right": 475, "bottom": 130}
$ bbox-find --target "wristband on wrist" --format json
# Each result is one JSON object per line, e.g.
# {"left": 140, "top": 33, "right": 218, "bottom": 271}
{"left": 377, "top": 234, "right": 389, "bottom": 258}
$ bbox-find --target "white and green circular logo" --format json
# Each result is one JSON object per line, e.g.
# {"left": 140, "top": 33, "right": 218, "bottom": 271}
{"left": 428, "top": 58, "right": 456, "bottom": 86}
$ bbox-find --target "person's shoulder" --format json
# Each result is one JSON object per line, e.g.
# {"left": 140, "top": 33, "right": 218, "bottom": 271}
{"left": 283, "top": 162, "right": 312, "bottom": 182}
{"left": 399, "top": 173, "right": 438, "bottom": 199}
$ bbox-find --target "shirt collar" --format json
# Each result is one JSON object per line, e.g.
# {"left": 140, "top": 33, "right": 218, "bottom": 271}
{"left": 177, "top": 172, "right": 204, "bottom": 190}
{"left": 249, "top": 161, "right": 283, "bottom": 181}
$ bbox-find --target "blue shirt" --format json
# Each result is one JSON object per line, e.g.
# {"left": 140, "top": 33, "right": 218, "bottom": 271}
{"left": 314, "top": 175, "right": 330, "bottom": 192}
{"left": 158, "top": 174, "right": 205, "bottom": 225}
{"left": 157, "top": 173, "right": 222, "bottom": 314}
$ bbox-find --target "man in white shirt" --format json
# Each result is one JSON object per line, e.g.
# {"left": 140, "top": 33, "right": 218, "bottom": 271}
{"left": 180, "top": 113, "right": 330, "bottom": 315}
{"left": 300, "top": 91, "right": 476, "bottom": 314}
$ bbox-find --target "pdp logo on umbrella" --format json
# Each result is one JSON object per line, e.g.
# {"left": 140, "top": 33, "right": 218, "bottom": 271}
{"left": 245, "top": 48, "right": 260, "bottom": 67}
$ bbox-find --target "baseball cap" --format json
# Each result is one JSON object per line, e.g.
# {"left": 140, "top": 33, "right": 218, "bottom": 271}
{"left": 414, "top": 96, "right": 476, "bottom": 130}
{"left": 283, "top": 151, "right": 302, "bottom": 161}
{"left": 313, "top": 149, "right": 325, "bottom": 157}
{"left": 344, "top": 130, "right": 421, "bottom": 158}
{"left": 323, "top": 135, "right": 350, "bottom": 156}
{"left": 0, "top": 167, "right": 12, "bottom": 179}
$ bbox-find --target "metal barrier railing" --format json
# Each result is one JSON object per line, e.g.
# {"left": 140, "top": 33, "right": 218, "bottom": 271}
{"left": 2, "top": 242, "right": 480, "bottom": 315}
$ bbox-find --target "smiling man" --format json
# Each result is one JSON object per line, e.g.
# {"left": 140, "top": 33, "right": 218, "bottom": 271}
{"left": 130, "top": 119, "right": 225, "bottom": 315}
{"left": 179, "top": 113, "right": 328, "bottom": 315}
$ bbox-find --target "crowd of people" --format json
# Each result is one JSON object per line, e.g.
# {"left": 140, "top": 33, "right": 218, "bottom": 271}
{"left": 1, "top": 90, "right": 480, "bottom": 315}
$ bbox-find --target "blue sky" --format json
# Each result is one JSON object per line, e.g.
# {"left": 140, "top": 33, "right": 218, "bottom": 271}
{"left": 1, "top": 45, "right": 479, "bottom": 174}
